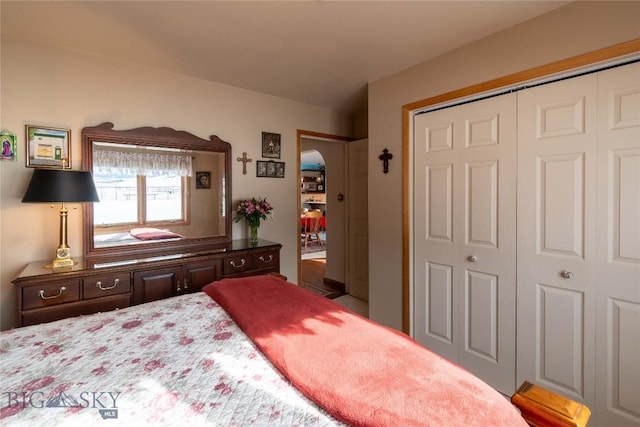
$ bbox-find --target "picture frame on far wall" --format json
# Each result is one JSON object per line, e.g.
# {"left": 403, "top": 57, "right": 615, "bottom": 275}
{"left": 195, "top": 171, "right": 211, "bottom": 189}
{"left": 26, "top": 125, "right": 71, "bottom": 168}
{"left": 261, "top": 132, "right": 281, "bottom": 159}
{"left": 256, "top": 160, "right": 285, "bottom": 178}
{"left": 1, "top": 129, "right": 17, "bottom": 162}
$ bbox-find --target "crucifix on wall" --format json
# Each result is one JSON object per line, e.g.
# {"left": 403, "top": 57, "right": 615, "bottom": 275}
{"left": 379, "top": 148, "right": 393, "bottom": 174}
{"left": 236, "top": 152, "right": 252, "bottom": 175}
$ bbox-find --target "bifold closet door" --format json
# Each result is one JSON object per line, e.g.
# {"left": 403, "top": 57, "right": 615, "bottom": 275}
{"left": 517, "top": 61, "right": 640, "bottom": 427}
{"left": 594, "top": 63, "right": 640, "bottom": 427}
{"left": 413, "top": 93, "right": 517, "bottom": 395}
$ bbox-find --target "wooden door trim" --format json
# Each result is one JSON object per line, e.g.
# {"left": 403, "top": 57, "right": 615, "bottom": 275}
{"left": 401, "top": 38, "right": 640, "bottom": 334}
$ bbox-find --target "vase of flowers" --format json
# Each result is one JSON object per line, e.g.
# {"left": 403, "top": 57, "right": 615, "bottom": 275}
{"left": 234, "top": 197, "right": 273, "bottom": 245}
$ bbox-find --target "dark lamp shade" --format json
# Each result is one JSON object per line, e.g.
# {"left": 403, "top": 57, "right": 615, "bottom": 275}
{"left": 22, "top": 169, "right": 100, "bottom": 203}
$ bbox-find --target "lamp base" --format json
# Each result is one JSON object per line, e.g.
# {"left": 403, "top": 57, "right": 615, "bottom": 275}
{"left": 45, "top": 246, "right": 77, "bottom": 270}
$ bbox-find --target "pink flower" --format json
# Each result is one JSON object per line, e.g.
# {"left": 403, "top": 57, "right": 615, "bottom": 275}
{"left": 213, "top": 332, "right": 232, "bottom": 341}
{"left": 215, "top": 319, "right": 233, "bottom": 330}
{"left": 214, "top": 382, "right": 233, "bottom": 395}
{"left": 94, "top": 346, "right": 108, "bottom": 355}
{"left": 0, "top": 405, "right": 24, "bottom": 420}
{"left": 179, "top": 336, "right": 194, "bottom": 345}
{"left": 233, "top": 197, "right": 274, "bottom": 227}
{"left": 122, "top": 320, "right": 142, "bottom": 329}
{"left": 189, "top": 402, "right": 205, "bottom": 414}
{"left": 43, "top": 345, "right": 62, "bottom": 356}
{"left": 24, "top": 376, "right": 55, "bottom": 392}
{"left": 144, "top": 360, "right": 165, "bottom": 372}
{"left": 87, "top": 324, "right": 104, "bottom": 332}
{"left": 92, "top": 366, "right": 107, "bottom": 376}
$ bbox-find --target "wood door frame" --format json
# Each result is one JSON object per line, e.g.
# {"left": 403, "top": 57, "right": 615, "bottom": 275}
{"left": 296, "top": 130, "right": 354, "bottom": 286}
{"left": 401, "top": 39, "right": 640, "bottom": 334}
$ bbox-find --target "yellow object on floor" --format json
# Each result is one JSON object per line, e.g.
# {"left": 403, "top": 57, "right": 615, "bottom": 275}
{"left": 511, "top": 381, "right": 591, "bottom": 427}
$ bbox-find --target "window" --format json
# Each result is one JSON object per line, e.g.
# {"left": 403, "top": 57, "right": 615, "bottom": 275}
{"left": 93, "top": 171, "right": 187, "bottom": 227}
{"left": 92, "top": 143, "right": 191, "bottom": 228}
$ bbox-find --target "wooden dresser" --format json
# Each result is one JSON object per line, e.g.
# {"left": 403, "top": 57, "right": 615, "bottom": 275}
{"left": 12, "top": 239, "right": 281, "bottom": 327}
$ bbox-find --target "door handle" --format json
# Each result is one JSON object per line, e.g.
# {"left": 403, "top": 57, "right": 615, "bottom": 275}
{"left": 561, "top": 270, "right": 574, "bottom": 279}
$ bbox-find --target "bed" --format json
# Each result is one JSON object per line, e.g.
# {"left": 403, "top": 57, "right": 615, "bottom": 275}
{"left": 0, "top": 275, "right": 528, "bottom": 426}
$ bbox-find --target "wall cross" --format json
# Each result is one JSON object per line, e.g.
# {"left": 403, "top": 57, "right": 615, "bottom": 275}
{"left": 236, "top": 152, "right": 253, "bottom": 175}
{"left": 379, "top": 148, "right": 393, "bottom": 174}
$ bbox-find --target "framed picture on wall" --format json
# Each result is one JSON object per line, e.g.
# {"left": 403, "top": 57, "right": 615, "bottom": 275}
{"left": 26, "top": 125, "right": 71, "bottom": 168}
{"left": 195, "top": 171, "right": 211, "bottom": 189}
{"left": 266, "top": 161, "right": 276, "bottom": 177}
{"left": 256, "top": 160, "right": 268, "bottom": 177}
{"left": 1, "top": 129, "right": 17, "bottom": 162}
{"left": 257, "top": 160, "right": 285, "bottom": 178}
{"left": 261, "top": 132, "right": 281, "bottom": 159}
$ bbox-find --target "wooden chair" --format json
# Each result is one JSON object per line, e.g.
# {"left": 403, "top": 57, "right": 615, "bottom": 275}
{"left": 301, "top": 209, "right": 323, "bottom": 249}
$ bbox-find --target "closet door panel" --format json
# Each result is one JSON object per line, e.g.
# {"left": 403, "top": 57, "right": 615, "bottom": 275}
{"left": 414, "top": 93, "right": 516, "bottom": 395}
{"left": 414, "top": 110, "right": 459, "bottom": 362}
{"left": 595, "top": 62, "right": 640, "bottom": 427}
{"left": 517, "top": 72, "right": 597, "bottom": 403}
{"left": 457, "top": 95, "right": 517, "bottom": 395}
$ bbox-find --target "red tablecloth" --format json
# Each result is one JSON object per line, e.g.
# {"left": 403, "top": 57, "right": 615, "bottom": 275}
{"left": 301, "top": 216, "right": 326, "bottom": 230}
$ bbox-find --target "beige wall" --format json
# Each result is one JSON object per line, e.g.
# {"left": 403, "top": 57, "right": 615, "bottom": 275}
{"left": 0, "top": 36, "right": 353, "bottom": 330}
{"left": 368, "top": 1, "right": 640, "bottom": 329}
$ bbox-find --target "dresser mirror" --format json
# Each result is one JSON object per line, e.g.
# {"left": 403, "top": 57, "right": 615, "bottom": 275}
{"left": 82, "top": 122, "right": 232, "bottom": 261}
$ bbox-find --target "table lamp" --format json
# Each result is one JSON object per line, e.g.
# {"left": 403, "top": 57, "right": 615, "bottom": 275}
{"left": 22, "top": 168, "right": 100, "bottom": 269}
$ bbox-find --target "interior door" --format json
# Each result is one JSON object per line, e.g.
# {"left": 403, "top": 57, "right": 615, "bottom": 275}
{"left": 413, "top": 93, "right": 517, "bottom": 394}
{"left": 348, "top": 138, "right": 369, "bottom": 300}
{"left": 594, "top": 62, "right": 640, "bottom": 427}
{"left": 517, "top": 72, "right": 598, "bottom": 406}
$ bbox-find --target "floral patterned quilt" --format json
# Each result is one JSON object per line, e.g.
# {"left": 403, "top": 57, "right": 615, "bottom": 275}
{"left": 0, "top": 292, "right": 345, "bottom": 426}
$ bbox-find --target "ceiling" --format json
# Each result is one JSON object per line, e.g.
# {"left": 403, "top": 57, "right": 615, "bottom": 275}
{"left": 1, "top": 1, "right": 570, "bottom": 115}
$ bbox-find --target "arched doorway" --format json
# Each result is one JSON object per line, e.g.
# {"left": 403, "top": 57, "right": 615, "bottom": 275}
{"left": 296, "top": 130, "right": 351, "bottom": 293}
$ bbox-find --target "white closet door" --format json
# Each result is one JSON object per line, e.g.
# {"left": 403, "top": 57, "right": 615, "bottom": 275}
{"left": 595, "top": 62, "right": 640, "bottom": 427}
{"left": 517, "top": 73, "right": 598, "bottom": 405}
{"left": 414, "top": 93, "right": 517, "bottom": 394}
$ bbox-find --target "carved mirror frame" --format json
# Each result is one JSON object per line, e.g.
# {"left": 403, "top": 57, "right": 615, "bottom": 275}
{"left": 82, "top": 122, "right": 232, "bottom": 261}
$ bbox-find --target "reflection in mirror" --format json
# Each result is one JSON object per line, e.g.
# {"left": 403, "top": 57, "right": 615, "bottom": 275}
{"left": 82, "top": 123, "right": 232, "bottom": 261}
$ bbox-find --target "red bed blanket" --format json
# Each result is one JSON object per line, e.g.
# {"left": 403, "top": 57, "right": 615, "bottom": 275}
{"left": 203, "top": 275, "right": 527, "bottom": 427}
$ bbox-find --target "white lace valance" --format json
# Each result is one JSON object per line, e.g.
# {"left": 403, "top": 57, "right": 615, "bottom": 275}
{"left": 94, "top": 148, "right": 192, "bottom": 176}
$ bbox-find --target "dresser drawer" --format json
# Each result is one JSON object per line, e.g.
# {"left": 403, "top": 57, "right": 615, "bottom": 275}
{"left": 22, "top": 280, "right": 81, "bottom": 310}
{"left": 22, "top": 294, "right": 131, "bottom": 327}
{"left": 253, "top": 250, "right": 280, "bottom": 269}
{"left": 223, "top": 254, "right": 254, "bottom": 274}
{"left": 83, "top": 273, "right": 131, "bottom": 299}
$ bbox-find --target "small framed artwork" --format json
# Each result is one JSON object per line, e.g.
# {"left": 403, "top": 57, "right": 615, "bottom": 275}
{"left": 26, "top": 125, "right": 71, "bottom": 168}
{"left": 266, "top": 161, "right": 277, "bottom": 177}
{"left": 256, "top": 160, "right": 268, "bottom": 177}
{"left": 1, "top": 129, "right": 17, "bottom": 162}
{"left": 195, "top": 171, "right": 211, "bottom": 189}
{"left": 262, "top": 131, "right": 281, "bottom": 159}
{"left": 257, "top": 160, "right": 285, "bottom": 178}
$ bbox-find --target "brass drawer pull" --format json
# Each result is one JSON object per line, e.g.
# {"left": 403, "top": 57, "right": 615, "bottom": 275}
{"left": 38, "top": 286, "right": 67, "bottom": 300}
{"left": 96, "top": 278, "right": 119, "bottom": 291}
{"left": 230, "top": 259, "right": 246, "bottom": 268}
{"left": 259, "top": 255, "right": 274, "bottom": 263}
